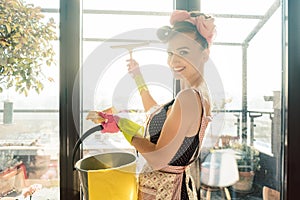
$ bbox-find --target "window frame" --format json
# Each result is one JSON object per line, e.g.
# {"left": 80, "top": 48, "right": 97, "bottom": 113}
{"left": 59, "top": 0, "right": 81, "bottom": 199}
{"left": 286, "top": 0, "right": 300, "bottom": 199}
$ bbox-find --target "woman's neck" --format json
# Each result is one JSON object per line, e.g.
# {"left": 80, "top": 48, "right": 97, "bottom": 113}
{"left": 180, "top": 77, "right": 202, "bottom": 89}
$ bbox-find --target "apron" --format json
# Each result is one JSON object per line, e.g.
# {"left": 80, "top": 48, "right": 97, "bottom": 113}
{"left": 138, "top": 165, "right": 198, "bottom": 200}
{"left": 138, "top": 90, "right": 211, "bottom": 200}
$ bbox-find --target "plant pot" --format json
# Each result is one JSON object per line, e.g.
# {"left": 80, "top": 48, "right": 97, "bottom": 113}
{"left": 0, "top": 167, "right": 18, "bottom": 197}
{"left": 232, "top": 170, "right": 255, "bottom": 192}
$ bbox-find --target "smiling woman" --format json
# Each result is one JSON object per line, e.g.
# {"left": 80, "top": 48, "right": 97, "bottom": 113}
{"left": 84, "top": 9, "right": 217, "bottom": 200}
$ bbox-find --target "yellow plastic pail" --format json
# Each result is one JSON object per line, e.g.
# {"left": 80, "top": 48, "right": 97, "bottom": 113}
{"left": 75, "top": 152, "right": 138, "bottom": 200}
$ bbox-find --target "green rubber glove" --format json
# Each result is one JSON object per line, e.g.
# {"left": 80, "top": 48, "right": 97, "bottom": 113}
{"left": 117, "top": 118, "right": 144, "bottom": 144}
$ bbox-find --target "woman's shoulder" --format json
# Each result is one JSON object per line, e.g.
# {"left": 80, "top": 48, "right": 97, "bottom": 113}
{"left": 176, "top": 88, "right": 202, "bottom": 100}
{"left": 173, "top": 89, "right": 203, "bottom": 111}
{"left": 173, "top": 89, "right": 212, "bottom": 118}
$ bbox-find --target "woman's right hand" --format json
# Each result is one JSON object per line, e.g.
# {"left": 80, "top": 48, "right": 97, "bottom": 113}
{"left": 126, "top": 58, "right": 141, "bottom": 77}
{"left": 98, "top": 112, "right": 120, "bottom": 133}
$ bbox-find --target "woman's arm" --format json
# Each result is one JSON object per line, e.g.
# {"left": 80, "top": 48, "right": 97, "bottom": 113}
{"left": 127, "top": 59, "right": 158, "bottom": 112}
{"left": 131, "top": 89, "right": 203, "bottom": 169}
{"left": 138, "top": 89, "right": 158, "bottom": 112}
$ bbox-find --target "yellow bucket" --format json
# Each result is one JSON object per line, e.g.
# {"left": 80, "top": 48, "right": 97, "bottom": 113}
{"left": 75, "top": 152, "right": 138, "bottom": 200}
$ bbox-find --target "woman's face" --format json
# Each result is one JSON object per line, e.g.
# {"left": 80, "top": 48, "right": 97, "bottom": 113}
{"left": 167, "top": 32, "right": 208, "bottom": 86}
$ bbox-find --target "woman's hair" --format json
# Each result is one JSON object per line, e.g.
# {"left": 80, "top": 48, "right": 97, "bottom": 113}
{"left": 156, "top": 11, "right": 216, "bottom": 49}
{"left": 157, "top": 21, "right": 209, "bottom": 49}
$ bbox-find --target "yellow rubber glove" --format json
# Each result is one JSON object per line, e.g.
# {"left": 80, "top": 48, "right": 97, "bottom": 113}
{"left": 117, "top": 118, "right": 144, "bottom": 144}
{"left": 134, "top": 74, "right": 149, "bottom": 94}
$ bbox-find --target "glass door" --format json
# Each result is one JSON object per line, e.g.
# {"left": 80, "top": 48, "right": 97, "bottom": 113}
{"left": 199, "top": 0, "right": 284, "bottom": 199}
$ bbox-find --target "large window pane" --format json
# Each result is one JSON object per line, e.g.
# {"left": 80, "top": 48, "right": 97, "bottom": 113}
{"left": 81, "top": 2, "right": 173, "bottom": 158}
{"left": 201, "top": 0, "right": 284, "bottom": 199}
{"left": 0, "top": 0, "right": 60, "bottom": 199}
{"left": 83, "top": 14, "right": 170, "bottom": 39}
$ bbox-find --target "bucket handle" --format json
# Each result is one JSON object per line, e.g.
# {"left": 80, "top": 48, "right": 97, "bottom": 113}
{"left": 72, "top": 124, "right": 103, "bottom": 170}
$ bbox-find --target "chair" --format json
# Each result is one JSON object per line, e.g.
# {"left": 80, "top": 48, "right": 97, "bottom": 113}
{"left": 200, "top": 149, "right": 239, "bottom": 200}
{"left": 263, "top": 186, "right": 280, "bottom": 200}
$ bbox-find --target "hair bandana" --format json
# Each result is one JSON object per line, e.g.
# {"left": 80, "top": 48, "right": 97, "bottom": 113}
{"left": 170, "top": 10, "right": 216, "bottom": 45}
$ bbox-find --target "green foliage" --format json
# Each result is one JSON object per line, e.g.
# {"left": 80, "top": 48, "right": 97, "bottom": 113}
{"left": 0, "top": 0, "right": 57, "bottom": 96}
{"left": 231, "top": 142, "right": 261, "bottom": 172}
{"left": 0, "top": 151, "right": 19, "bottom": 171}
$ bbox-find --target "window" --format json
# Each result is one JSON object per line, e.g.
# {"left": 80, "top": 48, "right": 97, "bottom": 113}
{"left": 81, "top": 0, "right": 174, "bottom": 156}
{"left": 200, "top": 0, "right": 284, "bottom": 197}
{"left": 0, "top": 0, "right": 60, "bottom": 199}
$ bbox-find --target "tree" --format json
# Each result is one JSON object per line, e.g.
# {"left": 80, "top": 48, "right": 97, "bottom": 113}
{"left": 0, "top": 0, "right": 57, "bottom": 96}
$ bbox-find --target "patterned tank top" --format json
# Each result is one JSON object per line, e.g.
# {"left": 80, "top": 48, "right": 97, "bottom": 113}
{"left": 147, "top": 90, "right": 211, "bottom": 166}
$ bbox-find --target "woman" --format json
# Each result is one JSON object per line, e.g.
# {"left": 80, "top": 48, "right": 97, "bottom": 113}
{"left": 88, "top": 10, "right": 216, "bottom": 200}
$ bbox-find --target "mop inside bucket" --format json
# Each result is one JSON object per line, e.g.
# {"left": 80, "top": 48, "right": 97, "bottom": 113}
{"left": 75, "top": 151, "right": 138, "bottom": 200}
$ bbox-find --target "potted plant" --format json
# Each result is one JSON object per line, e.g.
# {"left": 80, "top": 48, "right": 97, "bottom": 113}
{"left": 0, "top": 151, "right": 20, "bottom": 197}
{"left": 0, "top": 0, "right": 57, "bottom": 123}
{"left": 230, "top": 142, "right": 261, "bottom": 192}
